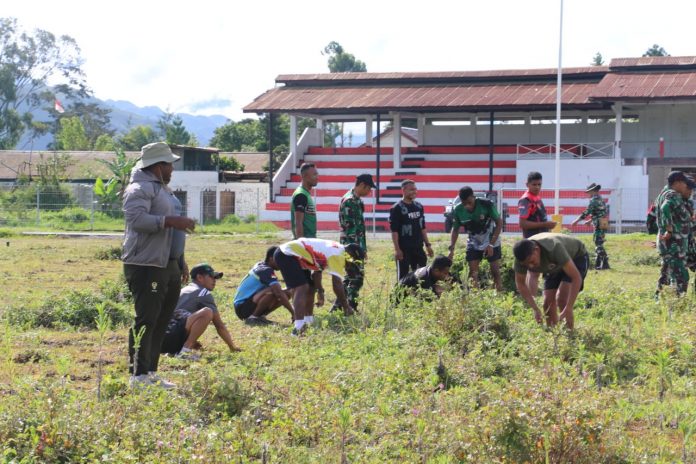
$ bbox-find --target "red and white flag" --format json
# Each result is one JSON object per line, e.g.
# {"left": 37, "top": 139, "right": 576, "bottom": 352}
{"left": 54, "top": 99, "right": 65, "bottom": 114}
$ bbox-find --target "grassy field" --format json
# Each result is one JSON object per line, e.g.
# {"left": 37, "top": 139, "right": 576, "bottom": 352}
{"left": 1, "top": 232, "right": 695, "bottom": 463}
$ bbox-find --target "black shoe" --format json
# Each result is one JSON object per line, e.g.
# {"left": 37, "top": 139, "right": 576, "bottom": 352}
{"left": 245, "top": 316, "right": 271, "bottom": 326}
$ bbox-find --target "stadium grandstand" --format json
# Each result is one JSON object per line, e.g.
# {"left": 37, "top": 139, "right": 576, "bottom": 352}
{"left": 244, "top": 56, "right": 696, "bottom": 232}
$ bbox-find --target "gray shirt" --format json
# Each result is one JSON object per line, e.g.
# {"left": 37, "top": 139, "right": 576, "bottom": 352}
{"left": 121, "top": 169, "right": 174, "bottom": 267}
{"left": 176, "top": 282, "right": 218, "bottom": 314}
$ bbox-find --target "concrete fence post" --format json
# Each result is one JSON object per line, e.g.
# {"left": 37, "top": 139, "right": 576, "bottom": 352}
{"left": 36, "top": 187, "right": 40, "bottom": 226}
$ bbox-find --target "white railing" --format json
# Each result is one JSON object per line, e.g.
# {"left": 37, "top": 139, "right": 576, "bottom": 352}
{"left": 516, "top": 142, "right": 614, "bottom": 160}
{"left": 272, "top": 127, "right": 322, "bottom": 197}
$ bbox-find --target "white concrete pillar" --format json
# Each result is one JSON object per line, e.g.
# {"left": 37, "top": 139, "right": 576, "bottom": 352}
{"left": 215, "top": 188, "right": 221, "bottom": 220}
{"left": 316, "top": 118, "right": 324, "bottom": 147}
{"left": 612, "top": 103, "right": 623, "bottom": 233}
{"left": 393, "top": 113, "right": 401, "bottom": 169}
{"left": 365, "top": 116, "right": 373, "bottom": 147}
{"left": 613, "top": 104, "right": 622, "bottom": 159}
{"left": 417, "top": 115, "right": 425, "bottom": 145}
{"left": 289, "top": 115, "right": 298, "bottom": 167}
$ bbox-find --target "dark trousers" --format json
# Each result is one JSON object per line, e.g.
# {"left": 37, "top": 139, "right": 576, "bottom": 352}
{"left": 397, "top": 247, "right": 427, "bottom": 281}
{"left": 343, "top": 260, "right": 365, "bottom": 309}
{"left": 124, "top": 260, "right": 181, "bottom": 376}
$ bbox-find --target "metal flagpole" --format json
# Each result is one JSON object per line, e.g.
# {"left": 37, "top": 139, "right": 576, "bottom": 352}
{"left": 554, "top": 0, "right": 564, "bottom": 223}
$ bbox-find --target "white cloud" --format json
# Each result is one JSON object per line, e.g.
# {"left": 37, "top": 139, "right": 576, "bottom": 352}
{"left": 4, "top": 0, "right": 696, "bottom": 122}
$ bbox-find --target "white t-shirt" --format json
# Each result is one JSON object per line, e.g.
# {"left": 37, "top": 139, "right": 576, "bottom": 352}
{"left": 279, "top": 238, "right": 347, "bottom": 278}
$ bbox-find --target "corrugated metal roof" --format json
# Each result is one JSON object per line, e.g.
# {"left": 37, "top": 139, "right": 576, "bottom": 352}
{"left": 244, "top": 81, "right": 602, "bottom": 114}
{"left": 591, "top": 71, "right": 696, "bottom": 101}
{"left": 610, "top": 56, "right": 696, "bottom": 68}
{"left": 277, "top": 67, "right": 607, "bottom": 85}
{"left": 245, "top": 56, "right": 696, "bottom": 114}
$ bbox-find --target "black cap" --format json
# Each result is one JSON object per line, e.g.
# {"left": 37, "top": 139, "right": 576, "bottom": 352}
{"left": 190, "top": 263, "right": 223, "bottom": 280}
{"left": 668, "top": 171, "right": 696, "bottom": 188}
{"left": 585, "top": 182, "right": 601, "bottom": 193}
{"left": 356, "top": 173, "right": 377, "bottom": 188}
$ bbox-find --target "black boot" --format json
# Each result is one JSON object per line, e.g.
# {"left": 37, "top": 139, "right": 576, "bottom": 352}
{"left": 595, "top": 255, "right": 603, "bottom": 270}
{"left": 601, "top": 256, "right": 610, "bottom": 270}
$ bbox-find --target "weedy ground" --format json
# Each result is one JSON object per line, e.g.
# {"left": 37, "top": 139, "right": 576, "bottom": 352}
{"left": 1, "top": 232, "right": 695, "bottom": 463}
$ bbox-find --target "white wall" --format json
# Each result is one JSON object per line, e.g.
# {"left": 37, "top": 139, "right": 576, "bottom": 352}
{"left": 515, "top": 158, "right": 649, "bottom": 222}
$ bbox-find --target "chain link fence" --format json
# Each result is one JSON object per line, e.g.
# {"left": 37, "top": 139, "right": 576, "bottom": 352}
{"left": 0, "top": 183, "right": 266, "bottom": 231}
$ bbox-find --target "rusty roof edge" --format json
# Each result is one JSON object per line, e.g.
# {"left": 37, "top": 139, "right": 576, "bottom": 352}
{"left": 275, "top": 67, "right": 608, "bottom": 87}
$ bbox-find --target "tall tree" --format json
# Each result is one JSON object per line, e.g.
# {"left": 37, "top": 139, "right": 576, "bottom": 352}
{"left": 591, "top": 52, "right": 604, "bottom": 66}
{"left": 322, "top": 41, "right": 367, "bottom": 72}
{"left": 322, "top": 42, "right": 367, "bottom": 147}
{"left": 643, "top": 44, "right": 669, "bottom": 57}
{"left": 0, "top": 17, "right": 89, "bottom": 149}
{"left": 158, "top": 112, "right": 195, "bottom": 145}
{"left": 53, "top": 116, "right": 90, "bottom": 150}
{"left": 117, "top": 125, "right": 159, "bottom": 151}
{"left": 69, "top": 102, "right": 113, "bottom": 147}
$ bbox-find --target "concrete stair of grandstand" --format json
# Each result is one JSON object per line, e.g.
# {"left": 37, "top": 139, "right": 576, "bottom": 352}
{"left": 262, "top": 145, "right": 521, "bottom": 232}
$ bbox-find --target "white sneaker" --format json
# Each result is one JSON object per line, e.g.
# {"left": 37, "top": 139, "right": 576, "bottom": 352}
{"left": 175, "top": 348, "right": 201, "bottom": 361}
{"left": 148, "top": 372, "right": 176, "bottom": 389}
{"left": 129, "top": 374, "right": 152, "bottom": 389}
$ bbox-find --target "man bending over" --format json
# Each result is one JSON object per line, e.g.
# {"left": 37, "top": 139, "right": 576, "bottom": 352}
{"left": 513, "top": 233, "right": 589, "bottom": 330}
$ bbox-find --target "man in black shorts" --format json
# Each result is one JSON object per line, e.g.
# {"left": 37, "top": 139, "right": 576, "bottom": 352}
{"left": 273, "top": 238, "right": 365, "bottom": 335}
{"left": 513, "top": 233, "right": 589, "bottom": 330}
{"left": 162, "top": 263, "right": 241, "bottom": 359}
{"left": 233, "top": 246, "right": 294, "bottom": 325}
{"left": 389, "top": 180, "right": 434, "bottom": 280}
{"left": 447, "top": 187, "right": 503, "bottom": 291}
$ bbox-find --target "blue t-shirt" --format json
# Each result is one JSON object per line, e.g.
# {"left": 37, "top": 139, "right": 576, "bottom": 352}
{"left": 233, "top": 262, "right": 279, "bottom": 306}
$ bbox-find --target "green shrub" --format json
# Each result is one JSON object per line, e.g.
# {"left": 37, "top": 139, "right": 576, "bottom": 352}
{"left": 221, "top": 214, "right": 241, "bottom": 225}
{"left": 628, "top": 252, "right": 661, "bottom": 266}
{"left": 8, "top": 279, "right": 131, "bottom": 329}
{"left": 54, "top": 207, "right": 90, "bottom": 223}
{"left": 95, "top": 245, "right": 123, "bottom": 260}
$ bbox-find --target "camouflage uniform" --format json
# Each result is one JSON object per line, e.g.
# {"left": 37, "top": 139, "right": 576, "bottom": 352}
{"left": 653, "top": 185, "right": 671, "bottom": 290}
{"left": 656, "top": 188, "right": 692, "bottom": 294}
{"left": 579, "top": 193, "right": 609, "bottom": 269}
{"left": 338, "top": 189, "right": 366, "bottom": 309}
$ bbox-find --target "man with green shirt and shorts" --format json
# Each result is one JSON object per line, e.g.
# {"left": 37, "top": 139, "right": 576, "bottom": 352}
{"left": 513, "top": 233, "right": 589, "bottom": 330}
{"left": 448, "top": 187, "right": 503, "bottom": 291}
{"left": 290, "top": 162, "right": 323, "bottom": 313}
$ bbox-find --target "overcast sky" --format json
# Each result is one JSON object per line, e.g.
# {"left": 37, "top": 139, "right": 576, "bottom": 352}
{"left": 5, "top": 0, "right": 696, "bottom": 121}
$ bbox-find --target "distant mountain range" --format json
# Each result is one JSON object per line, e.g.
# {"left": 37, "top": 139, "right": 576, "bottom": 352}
{"left": 17, "top": 95, "right": 231, "bottom": 150}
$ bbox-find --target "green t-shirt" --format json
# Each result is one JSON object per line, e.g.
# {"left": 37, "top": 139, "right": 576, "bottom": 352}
{"left": 290, "top": 186, "right": 316, "bottom": 238}
{"left": 452, "top": 199, "right": 501, "bottom": 250}
{"left": 513, "top": 233, "right": 587, "bottom": 275}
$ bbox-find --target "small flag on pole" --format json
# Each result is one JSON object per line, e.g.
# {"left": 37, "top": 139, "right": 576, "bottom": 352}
{"left": 54, "top": 99, "right": 65, "bottom": 114}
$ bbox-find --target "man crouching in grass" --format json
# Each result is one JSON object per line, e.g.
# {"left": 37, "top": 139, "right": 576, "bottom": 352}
{"left": 513, "top": 233, "right": 589, "bottom": 330}
{"left": 397, "top": 255, "right": 455, "bottom": 299}
{"left": 233, "top": 246, "right": 294, "bottom": 325}
{"left": 161, "top": 263, "right": 241, "bottom": 359}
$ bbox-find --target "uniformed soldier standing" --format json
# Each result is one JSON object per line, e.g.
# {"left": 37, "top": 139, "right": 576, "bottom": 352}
{"left": 571, "top": 183, "right": 610, "bottom": 270}
{"left": 337, "top": 173, "right": 375, "bottom": 311}
{"left": 656, "top": 171, "right": 695, "bottom": 295}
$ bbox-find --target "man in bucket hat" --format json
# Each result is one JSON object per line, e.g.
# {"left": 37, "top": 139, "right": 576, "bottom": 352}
{"left": 571, "top": 183, "right": 610, "bottom": 270}
{"left": 122, "top": 141, "right": 196, "bottom": 389}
